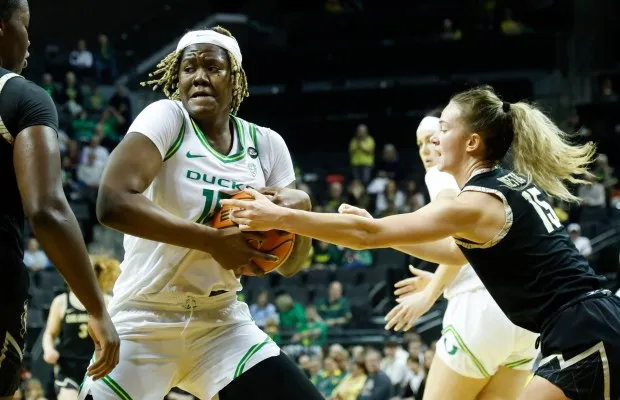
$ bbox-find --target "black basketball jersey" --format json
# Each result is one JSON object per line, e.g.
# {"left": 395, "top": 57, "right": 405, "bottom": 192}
{"left": 0, "top": 68, "right": 58, "bottom": 259}
{"left": 454, "top": 167, "right": 605, "bottom": 332}
{"left": 57, "top": 293, "right": 94, "bottom": 361}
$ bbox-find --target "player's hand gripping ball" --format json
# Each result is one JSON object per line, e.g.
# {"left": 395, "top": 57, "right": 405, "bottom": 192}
{"left": 210, "top": 192, "right": 296, "bottom": 276}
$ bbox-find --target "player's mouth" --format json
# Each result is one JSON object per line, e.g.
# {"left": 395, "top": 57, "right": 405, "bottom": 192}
{"left": 190, "top": 91, "right": 214, "bottom": 99}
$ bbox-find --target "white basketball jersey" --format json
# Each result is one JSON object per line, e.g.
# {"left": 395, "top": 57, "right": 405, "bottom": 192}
{"left": 108, "top": 100, "right": 294, "bottom": 314}
{"left": 424, "top": 167, "right": 484, "bottom": 299}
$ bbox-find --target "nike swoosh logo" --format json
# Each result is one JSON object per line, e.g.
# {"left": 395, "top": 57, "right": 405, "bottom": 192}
{"left": 186, "top": 151, "right": 205, "bottom": 158}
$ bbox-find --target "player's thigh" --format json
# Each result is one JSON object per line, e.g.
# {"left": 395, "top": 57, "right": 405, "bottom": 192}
{"left": 423, "top": 356, "right": 489, "bottom": 400}
{"left": 57, "top": 388, "right": 79, "bottom": 400}
{"left": 518, "top": 376, "right": 568, "bottom": 400}
{"left": 439, "top": 290, "right": 516, "bottom": 380}
{"left": 79, "top": 338, "right": 179, "bottom": 400}
{"left": 477, "top": 366, "right": 531, "bottom": 400}
{"left": 218, "top": 352, "right": 323, "bottom": 400}
{"left": 180, "top": 305, "right": 282, "bottom": 400}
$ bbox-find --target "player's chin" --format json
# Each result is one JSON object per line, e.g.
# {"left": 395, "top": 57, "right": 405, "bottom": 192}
{"left": 187, "top": 100, "right": 218, "bottom": 117}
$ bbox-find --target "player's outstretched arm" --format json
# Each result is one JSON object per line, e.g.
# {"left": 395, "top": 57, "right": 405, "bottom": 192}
{"left": 97, "top": 132, "right": 274, "bottom": 270}
{"left": 259, "top": 184, "right": 312, "bottom": 278}
{"left": 223, "top": 189, "right": 475, "bottom": 265}
{"left": 14, "top": 126, "right": 119, "bottom": 379}
{"left": 338, "top": 203, "right": 467, "bottom": 267}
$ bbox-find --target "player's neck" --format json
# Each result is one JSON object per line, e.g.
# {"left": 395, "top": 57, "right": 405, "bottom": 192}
{"left": 194, "top": 113, "right": 232, "bottom": 142}
{"left": 455, "top": 160, "right": 494, "bottom": 188}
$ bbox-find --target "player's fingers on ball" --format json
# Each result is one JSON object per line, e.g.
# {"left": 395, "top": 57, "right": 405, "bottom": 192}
{"left": 244, "top": 231, "right": 266, "bottom": 241}
{"left": 253, "top": 250, "right": 279, "bottom": 262}
{"left": 245, "top": 188, "right": 264, "bottom": 200}
{"left": 221, "top": 199, "right": 250, "bottom": 208}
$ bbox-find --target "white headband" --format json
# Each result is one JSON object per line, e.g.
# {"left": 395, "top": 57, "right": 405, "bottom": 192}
{"left": 176, "top": 30, "right": 243, "bottom": 66}
{"left": 417, "top": 116, "right": 440, "bottom": 134}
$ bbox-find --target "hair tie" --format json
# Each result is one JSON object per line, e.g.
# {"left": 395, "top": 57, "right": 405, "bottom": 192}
{"left": 502, "top": 101, "right": 511, "bottom": 113}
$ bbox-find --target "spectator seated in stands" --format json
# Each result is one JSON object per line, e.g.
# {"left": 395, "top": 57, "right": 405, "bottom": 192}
{"left": 380, "top": 338, "right": 410, "bottom": 395}
{"left": 312, "top": 240, "right": 343, "bottom": 269}
{"left": 77, "top": 152, "right": 104, "bottom": 192}
{"left": 80, "top": 135, "right": 109, "bottom": 167}
{"left": 263, "top": 317, "right": 281, "bottom": 345}
{"left": 568, "top": 223, "right": 593, "bottom": 259}
{"left": 340, "top": 248, "right": 372, "bottom": 269}
{"left": 358, "top": 349, "right": 393, "bottom": 400}
{"left": 316, "top": 281, "right": 352, "bottom": 328}
{"left": 249, "top": 290, "right": 279, "bottom": 329}
{"left": 291, "top": 304, "right": 328, "bottom": 356}
{"left": 71, "top": 110, "right": 98, "bottom": 143}
{"left": 23, "top": 238, "right": 50, "bottom": 271}
{"left": 40, "top": 72, "right": 61, "bottom": 103}
{"left": 328, "top": 344, "right": 350, "bottom": 372}
{"left": 312, "top": 357, "right": 345, "bottom": 399}
{"left": 68, "top": 39, "right": 94, "bottom": 77}
{"left": 60, "top": 71, "right": 85, "bottom": 117}
{"left": 346, "top": 179, "right": 371, "bottom": 210}
{"left": 275, "top": 293, "right": 306, "bottom": 331}
{"left": 374, "top": 180, "right": 405, "bottom": 217}
{"left": 94, "top": 34, "right": 118, "bottom": 84}
{"left": 400, "top": 356, "right": 426, "bottom": 400}
{"left": 329, "top": 357, "right": 367, "bottom": 400}
{"left": 323, "top": 181, "right": 346, "bottom": 213}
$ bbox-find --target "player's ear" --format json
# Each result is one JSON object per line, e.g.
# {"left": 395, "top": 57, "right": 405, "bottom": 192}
{"left": 466, "top": 132, "right": 483, "bottom": 154}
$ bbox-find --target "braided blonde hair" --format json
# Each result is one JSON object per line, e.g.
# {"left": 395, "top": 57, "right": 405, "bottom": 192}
{"left": 141, "top": 26, "right": 249, "bottom": 114}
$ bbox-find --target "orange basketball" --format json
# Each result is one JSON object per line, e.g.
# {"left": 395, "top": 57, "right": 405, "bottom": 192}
{"left": 210, "top": 191, "right": 296, "bottom": 276}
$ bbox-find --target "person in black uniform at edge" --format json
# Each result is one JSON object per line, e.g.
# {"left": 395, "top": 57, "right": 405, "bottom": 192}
{"left": 0, "top": 1, "right": 119, "bottom": 398}
{"left": 222, "top": 85, "right": 620, "bottom": 400}
{"left": 42, "top": 255, "right": 120, "bottom": 400}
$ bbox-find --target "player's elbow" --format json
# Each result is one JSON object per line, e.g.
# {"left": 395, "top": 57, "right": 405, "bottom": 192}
{"left": 27, "top": 196, "right": 70, "bottom": 230}
{"left": 96, "top": 184, "right": 128, "bottom": 227}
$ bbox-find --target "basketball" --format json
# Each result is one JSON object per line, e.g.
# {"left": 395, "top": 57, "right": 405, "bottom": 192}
{"left": 210, "top": 191, "right": 296, "bottom": 275}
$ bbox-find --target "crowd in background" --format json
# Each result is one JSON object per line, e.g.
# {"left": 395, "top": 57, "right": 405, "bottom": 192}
{"left": 13, "top": 8, "right": 620, "bottom": 400}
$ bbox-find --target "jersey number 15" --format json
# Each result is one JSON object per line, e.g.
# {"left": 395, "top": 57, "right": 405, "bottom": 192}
{"left": 521, "top": 187, "right": 562, "bottom": 233}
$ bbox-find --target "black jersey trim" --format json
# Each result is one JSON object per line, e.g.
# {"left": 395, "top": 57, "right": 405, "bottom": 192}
{"left": 454, "top": 185, "right": 513, "bottom": 249}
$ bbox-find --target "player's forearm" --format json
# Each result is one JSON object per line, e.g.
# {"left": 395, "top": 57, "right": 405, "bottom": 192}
{"left": 266, "top": 187, "right": 313, "bottom": 277}
{"left": 424, "top": 264, "right": 463, "bottom": 302}
{"left": 42, "top": 331, "right": 56, "bottom": 353}
{"left": 393, "top": 238, "right": 467, "bottom": 266}
{"left": 97, "top": 184, "right": 217, "bottom": 253}
{"left": 29, "top": 201, "right": 107, "bottom": 318}
{"left": 277, "top": 235, "right": 312, "bottom": 277}
{"left": 277, "top": 209, "right": 380, "bottom": 250}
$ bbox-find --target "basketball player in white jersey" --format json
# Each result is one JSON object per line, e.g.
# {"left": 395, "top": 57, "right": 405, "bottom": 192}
{"left": 79, "top": 27, "right": 321, "bottom": 400}
{"left": 338, "top": 117, "right": 538, "bottom": 400}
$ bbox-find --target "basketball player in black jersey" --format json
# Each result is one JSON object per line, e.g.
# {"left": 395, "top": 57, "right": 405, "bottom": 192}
{"left": 223, "top": 86, "right": 620, "bottom": 399}
{"left": 42, "top": 256, "right": 119, "bottom": 400}
{"left": 0, "top": 1, "right": 118, "bottom": 397}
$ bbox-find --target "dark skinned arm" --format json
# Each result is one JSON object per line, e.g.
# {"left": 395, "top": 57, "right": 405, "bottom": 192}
{"left": 259, "top": 183, "right": 312, "bottom": 278}
{"left": 14, "top": 126, "right": 119, "bottom": 380}
{"left": 15, "top": 127, "right": 107, "bottom": 316}
{"left": 97, "top": 132, "right": 271, "bottom": 270}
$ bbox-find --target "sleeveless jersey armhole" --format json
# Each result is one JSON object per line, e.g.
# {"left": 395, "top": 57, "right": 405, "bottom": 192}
{"left": 163, "top": 103, "right": 187, "bottom": 161}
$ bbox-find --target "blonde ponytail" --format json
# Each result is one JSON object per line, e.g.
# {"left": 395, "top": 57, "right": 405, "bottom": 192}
{"left": 450, "top": 85, "right": 596, "bottom": 203}
{"left": 509, "top": 102, "right": 596, "bottom": 202}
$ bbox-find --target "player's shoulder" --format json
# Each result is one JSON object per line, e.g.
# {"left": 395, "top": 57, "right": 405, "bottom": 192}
{"left": 4, "top": 75, "right": 52, "bottom": 105}
{"left": 139, "top": 99, "right": 184, "bottom": 117}
{"left": 234, "top": 116, "right": 280, "bottom": 140}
